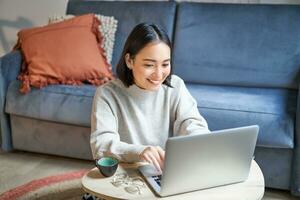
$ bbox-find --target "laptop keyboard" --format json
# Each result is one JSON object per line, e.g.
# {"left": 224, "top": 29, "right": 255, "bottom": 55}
{"left": 152, "top": 175, "right": 162, "bottom": 186}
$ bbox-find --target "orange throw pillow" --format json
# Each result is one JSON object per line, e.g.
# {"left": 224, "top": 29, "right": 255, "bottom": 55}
{"left": 15, "top": 14, "right": 114, "bottom": 94}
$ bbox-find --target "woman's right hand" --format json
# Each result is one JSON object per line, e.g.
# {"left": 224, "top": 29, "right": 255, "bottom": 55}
{"left": 139, "top": 146, "right": 165, "bottom": 172}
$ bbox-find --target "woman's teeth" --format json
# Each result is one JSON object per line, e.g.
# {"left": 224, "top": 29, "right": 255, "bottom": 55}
{"left": 148, "top": 79, "right": 160, "bottom": 85}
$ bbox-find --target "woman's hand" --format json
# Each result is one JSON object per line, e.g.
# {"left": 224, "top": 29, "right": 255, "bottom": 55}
{"left": 139, "top": 146, "right": 165, "bottom": 172}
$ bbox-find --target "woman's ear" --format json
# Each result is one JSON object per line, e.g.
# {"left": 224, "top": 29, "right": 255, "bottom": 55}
{"left": 125, "top": 53, "right": 133, "bottom": 70}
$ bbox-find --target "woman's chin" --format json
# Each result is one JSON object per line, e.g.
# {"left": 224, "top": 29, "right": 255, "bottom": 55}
{"left": 144, "top": 84, "right": 161, "bottom": 91}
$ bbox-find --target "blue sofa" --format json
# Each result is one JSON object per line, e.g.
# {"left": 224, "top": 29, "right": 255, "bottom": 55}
{"left": 1, "top": 0, "right": 300, "bottom": 196}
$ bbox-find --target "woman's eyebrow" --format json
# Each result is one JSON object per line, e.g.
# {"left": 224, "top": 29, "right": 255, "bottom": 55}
{"left": 143, "top": 59, "right": 156, "bottom": 62}
{"left": 143, "top": 58, "right": 171, "bottom": 62}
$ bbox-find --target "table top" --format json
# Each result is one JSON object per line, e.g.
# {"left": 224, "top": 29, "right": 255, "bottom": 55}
{"left": 81, "top": 160, "right": 264, "bottom": 200}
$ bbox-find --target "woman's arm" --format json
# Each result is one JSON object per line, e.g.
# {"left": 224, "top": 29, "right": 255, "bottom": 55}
{"left": 90, "top": 88, "right": 147, "bottom": 162}
{"left": 173, "top": 79, "right": 210, "bottom": 136}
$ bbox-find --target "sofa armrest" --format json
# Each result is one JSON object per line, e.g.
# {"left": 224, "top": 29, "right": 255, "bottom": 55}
{"left": 0, "top": 50, "right": 22, "bottom": 151}
{"left": 292, "top": 88, "right": 300, "bottom": 196}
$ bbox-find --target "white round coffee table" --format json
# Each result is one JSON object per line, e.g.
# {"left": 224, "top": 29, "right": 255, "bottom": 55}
{"left": 82, "top": 160, "right": 264, "bottom": 200}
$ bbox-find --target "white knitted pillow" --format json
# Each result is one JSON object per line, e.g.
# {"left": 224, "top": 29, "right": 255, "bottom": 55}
{"left": 95, "top": 14, "right": 118, "bottom": 65}
{"left": 49, "top": 14, "right": 118, "bottom": 65}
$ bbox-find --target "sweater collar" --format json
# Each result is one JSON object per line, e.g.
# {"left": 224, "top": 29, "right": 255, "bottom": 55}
{"left": 127, "top": 83, "right": 161, "bottom": 98}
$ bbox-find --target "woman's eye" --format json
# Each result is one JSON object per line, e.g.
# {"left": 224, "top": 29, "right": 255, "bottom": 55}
{"left": 162, "top": 63, "right": 170, "bottom": 68}
{"left": 144, "top": 64, "right": 154, "bottom": 67}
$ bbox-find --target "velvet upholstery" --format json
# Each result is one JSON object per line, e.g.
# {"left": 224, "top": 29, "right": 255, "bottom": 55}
{"left": 6, "top": 81, "right": 96, "bottom": 127}
{"left": 173, "top": 3, "right": 300, "bottom": 89}
{"left": 0, "top": 51, "right": 22, "bottom": 151}
{"left": 1, "top": 1, "right": 300, "bottom": 197}
{"left": 187, "top": 83, "right": 296, "bottom": 148}
{"left": 292, "top": 90, "right": 300, "bottom": 195}
{"left": 255, "top": 147, "right": 293, "bottom": 189}
{"left": 10, "top": 115, "right": 92, "bottom": 160}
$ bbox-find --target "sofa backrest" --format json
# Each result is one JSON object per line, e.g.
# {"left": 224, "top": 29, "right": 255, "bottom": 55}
{"left": 66, "top": 0, "right": 176, "bottom": 72}
{"left": 173, "top": 3, "right": 300, "bottom": 89}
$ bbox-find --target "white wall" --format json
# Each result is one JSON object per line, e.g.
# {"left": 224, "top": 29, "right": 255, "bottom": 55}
{"left": 0, "top": 0, "right": 68, "bottom": 56}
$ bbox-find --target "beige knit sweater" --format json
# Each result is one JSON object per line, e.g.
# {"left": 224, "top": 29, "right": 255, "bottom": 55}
{"left": 90, "top": 75, "right": 209, "bottom": 162}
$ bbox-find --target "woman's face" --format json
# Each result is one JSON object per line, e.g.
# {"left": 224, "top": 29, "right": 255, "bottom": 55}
{"left": 126, "top": 42, "right": 171, "bottom": 91}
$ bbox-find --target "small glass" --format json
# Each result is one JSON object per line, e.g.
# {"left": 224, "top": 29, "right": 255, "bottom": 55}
{"left": 111, "top": 172, "right": 146, "bottom": 195}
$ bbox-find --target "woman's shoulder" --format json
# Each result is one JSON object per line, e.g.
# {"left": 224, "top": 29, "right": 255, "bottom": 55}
{"left": 170, "top": 74, "right": 185, "bottom": 88}
{"left": 95, "top": 78, "right": 126, "bottom": 96}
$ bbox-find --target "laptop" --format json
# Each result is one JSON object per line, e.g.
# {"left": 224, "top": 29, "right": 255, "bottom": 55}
{"left": 138, "top": 125, "right": 259, "bottom": 197}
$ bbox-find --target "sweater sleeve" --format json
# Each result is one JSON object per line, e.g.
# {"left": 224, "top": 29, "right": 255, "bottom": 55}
{"left": 90, "top": 88, "right": 147, "bottom": 162}
{"left": 173, "top": 79, "right": 210, "bottom": 136}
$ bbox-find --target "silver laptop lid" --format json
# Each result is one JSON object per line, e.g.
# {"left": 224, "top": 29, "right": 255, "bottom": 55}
{"left": 160, "top": 125, "right": 259, "bottom": 196}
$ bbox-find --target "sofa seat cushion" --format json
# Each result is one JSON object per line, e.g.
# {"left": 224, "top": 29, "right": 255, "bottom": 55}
{"left": 5, "top": 80, "right": 96, "bottom": 127}
{"left": 186, "top": 83, "right": 297, "bottom": 149}
{"left": 5, "top": 80, "right": 296, "bottom": 149}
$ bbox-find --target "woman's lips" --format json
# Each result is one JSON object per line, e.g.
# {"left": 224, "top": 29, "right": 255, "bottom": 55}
{"left": 147, "top": 79, "right": 161, "bottom": 85}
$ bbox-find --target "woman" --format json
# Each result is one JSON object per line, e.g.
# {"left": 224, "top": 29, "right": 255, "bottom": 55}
{"left": 90, "top": 23, "right": 209, "bottom": 173}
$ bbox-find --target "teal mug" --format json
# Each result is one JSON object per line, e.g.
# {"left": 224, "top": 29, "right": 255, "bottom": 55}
{"left": 95, "top": 157, "right": 119, "bottom": 177}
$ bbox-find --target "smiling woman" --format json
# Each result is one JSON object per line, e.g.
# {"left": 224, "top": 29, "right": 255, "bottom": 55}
{"left": 90, "top": 23, "right": 210, "bottom": 175}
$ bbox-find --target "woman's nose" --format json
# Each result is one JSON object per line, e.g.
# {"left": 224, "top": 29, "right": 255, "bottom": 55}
{"left": 152, "top": 67, "right": 163, "bottom": 80}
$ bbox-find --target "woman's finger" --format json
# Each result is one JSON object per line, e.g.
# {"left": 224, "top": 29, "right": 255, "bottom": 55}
{"left": 156, "top": 147, "right": 165, "bottom": 162}
{"left": 139, "top": 146, "right": 163, "bottom": 172}
{"left": 141, "top": 153, "right": 152, "bottom": 164}
{"left": 153, "top": 148, "right": 164, "bottom": 170}
{"left": 148, "top": 153, "right": 162, "bottom": 172}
